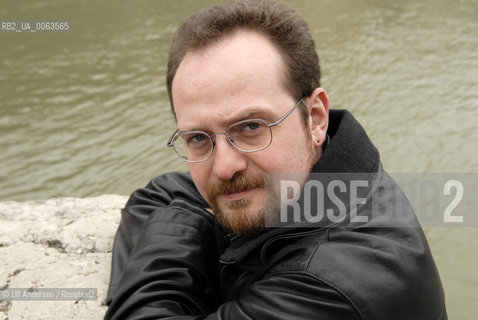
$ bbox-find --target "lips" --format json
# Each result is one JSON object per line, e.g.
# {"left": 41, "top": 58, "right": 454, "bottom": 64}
{"left": 221, "top": 187, "right": 260, "bottom": 202}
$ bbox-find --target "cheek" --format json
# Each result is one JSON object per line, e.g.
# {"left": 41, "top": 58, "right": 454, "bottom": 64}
{"left": 254, "top": 144, "right": 301, "bottom": 172}
{"left": 265, "top": 131, "right": 314, "bottom": 172}
{"left": 188, "top": 164, "right": 211, "bottom": 198}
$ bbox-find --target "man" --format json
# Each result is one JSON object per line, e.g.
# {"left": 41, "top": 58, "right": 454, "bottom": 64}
{"left": 105, "top": 0, "right": 447, "bottom": 319}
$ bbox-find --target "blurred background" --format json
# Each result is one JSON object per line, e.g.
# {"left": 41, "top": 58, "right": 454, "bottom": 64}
{"left": 1, "top": 0, "right": 477, "bottom": 318}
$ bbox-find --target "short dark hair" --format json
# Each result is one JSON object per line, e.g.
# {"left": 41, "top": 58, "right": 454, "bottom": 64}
{"left": 167, "top": 0, "right": 321, "bottom": 120}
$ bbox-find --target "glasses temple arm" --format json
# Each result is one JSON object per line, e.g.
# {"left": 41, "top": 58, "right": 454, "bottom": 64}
{"left": 166, "top": 129, "right": 178, "bottom": 147}
{"left": 268, "top": 98, "right": 304, "bottom": 127}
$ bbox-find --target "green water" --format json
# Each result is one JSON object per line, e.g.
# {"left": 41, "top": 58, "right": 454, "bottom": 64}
{"left": 1, "top": 0, "right": 477, "bottom": 318}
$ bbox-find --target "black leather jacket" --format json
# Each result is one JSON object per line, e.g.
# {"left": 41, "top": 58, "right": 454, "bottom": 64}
{"left": 105, "top": 110, "right": 447, "bottom": 319}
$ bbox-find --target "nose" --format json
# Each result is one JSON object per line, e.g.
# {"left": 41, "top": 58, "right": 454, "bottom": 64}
{"left": 211, "top": 134, "right": 247, "bottom": 180}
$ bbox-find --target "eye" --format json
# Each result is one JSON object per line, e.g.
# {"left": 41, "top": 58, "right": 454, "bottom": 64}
{"left": 180, "top": 132, "right": 210, "bottom": 149}
{"left": 189, "top": 133, "right": 208, "bottom": 143}
{"left": 243, "top": 122, "right": 261, "bottom": 131}
{"left": 185, "top": 133, "right": 210, "bottom": 147}
{"left": 229, "top": 120, "right": 267, "bottom": 138}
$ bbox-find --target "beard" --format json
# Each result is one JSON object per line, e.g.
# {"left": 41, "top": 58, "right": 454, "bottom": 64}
{"left": 206, "top": 173, "right": 269, "bottom": 235}
{"left": 205, "top": 170, "right": 314, "bottom": 234}
{"left": 205, "top": 126, "right": 317, "bottom": 235}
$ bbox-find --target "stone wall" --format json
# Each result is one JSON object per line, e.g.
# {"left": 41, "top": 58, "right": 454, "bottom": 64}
{"left": 0, "top": 195, "right": 128, "bottom": 320}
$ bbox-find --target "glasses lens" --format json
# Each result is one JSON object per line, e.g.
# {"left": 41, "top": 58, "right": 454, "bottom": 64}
{"left": 173, "top": 131, "right": 213, "bottom": 162}
{"left": 227, "top": 120, "right": 272, "bottom": 152}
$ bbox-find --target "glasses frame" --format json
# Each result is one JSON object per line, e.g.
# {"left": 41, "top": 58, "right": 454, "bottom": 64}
{"left": 167, "top": 98, "right": 304, "bottom": 163}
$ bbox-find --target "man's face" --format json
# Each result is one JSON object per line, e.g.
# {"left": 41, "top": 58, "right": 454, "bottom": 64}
{"left": 172, "top": 30, "right": 322, "bottom": 234}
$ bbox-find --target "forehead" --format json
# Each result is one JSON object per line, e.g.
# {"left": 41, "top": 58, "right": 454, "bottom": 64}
{"left": 172, "top": 30, "right": 292, "bottom": 130}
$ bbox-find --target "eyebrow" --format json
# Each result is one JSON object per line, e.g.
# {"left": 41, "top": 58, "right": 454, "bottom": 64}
{"left": 179, "top": 107, "right": 276, "bottom": 132}
{"left": 224, "top": 109, "right": 269, "bottom": 124}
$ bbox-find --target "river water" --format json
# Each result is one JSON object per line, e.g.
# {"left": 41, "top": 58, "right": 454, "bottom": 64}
{"left": 1, "top": 0, "right": 477, "bottom": 318}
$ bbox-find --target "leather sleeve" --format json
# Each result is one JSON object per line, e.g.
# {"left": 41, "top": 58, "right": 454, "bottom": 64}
{"left": 107, "top": 258, "right": 361, "bottom": 320}
{"left": 106, "top": 172, "right": 209, "bottom": 304}
{"left": 204, "top": 273, "right": 361, "bottom": 320}
{"left": 104, "top": 199, "right": 220, "bottom": 320}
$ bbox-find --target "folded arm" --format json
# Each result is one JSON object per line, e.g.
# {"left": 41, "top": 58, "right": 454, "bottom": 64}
{"left": 105, "top": 172, "right": 360, "bottom": 319}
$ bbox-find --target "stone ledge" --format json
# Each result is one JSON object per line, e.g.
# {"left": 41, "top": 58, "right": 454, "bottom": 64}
{"left": 0, "top": 195, "right": 128, "bottom": 320}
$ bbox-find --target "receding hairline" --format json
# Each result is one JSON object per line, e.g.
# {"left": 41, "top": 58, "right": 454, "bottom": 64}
{"left": 171, "top": 28, "right": 291, "bottom": 103}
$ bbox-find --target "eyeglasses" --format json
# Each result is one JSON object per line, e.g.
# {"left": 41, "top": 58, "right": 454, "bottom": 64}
{"left": 167, "top": 98, "right": 304, "bottom": 163}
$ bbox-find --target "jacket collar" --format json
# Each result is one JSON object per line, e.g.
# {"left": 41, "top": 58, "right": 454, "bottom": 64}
{"left": 314, "top": 109, "right": 379, "bottom": 174}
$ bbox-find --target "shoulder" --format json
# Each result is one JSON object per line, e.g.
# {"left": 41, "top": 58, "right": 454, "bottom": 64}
{"left": 262, "top": 223, "right": 446, "bottom": 320}
{"left": 302, "top": 224, "right": 446, "bottom": 320}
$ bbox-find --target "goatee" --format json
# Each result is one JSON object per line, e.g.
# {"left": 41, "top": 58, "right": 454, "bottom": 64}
{"left": 206, "top": 173, "right": 266, "bottom": 235}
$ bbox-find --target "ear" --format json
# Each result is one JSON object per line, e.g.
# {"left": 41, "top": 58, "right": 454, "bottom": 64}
{"left": 306, "top": 87, "right": 329, "bottom": 148}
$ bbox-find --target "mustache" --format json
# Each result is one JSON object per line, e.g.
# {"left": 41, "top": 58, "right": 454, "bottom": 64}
{"left": 206, "top": 174, "right": 265, "bottom": 201}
